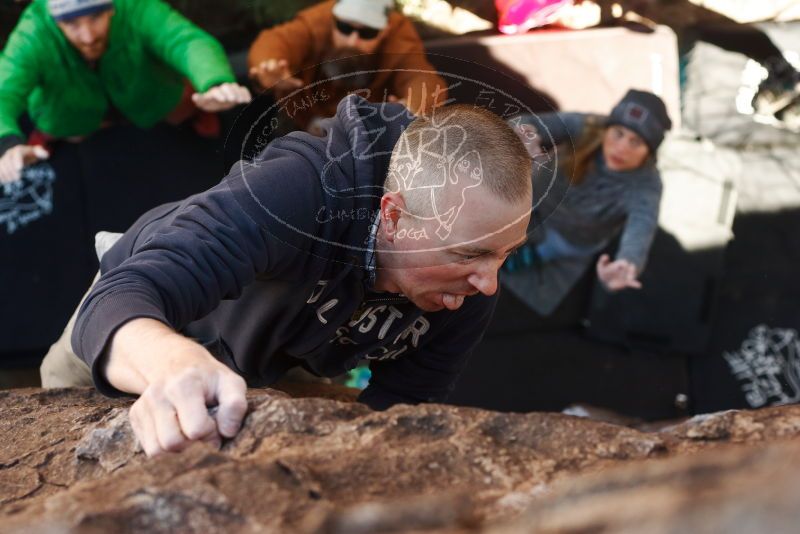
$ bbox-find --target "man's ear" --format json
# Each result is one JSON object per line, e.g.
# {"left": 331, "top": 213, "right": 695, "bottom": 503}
{"left": 379, "top": 191, "right": 406, "bottom": 243}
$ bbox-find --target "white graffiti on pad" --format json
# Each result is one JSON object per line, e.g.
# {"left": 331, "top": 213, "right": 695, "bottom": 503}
{"left": 0, "top": 164, "right": 56, "bottom": 235}
{"left": 723, "top": 324, "right": 800, "bottom": 408}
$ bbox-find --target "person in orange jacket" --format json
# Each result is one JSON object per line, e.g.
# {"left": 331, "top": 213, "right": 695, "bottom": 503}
{"left": 247, "top": 0, "right": 448, "bottom": 134}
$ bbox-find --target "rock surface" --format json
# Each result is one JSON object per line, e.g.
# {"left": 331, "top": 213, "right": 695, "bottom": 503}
{"left": 488, "top": 440, "right": 800, "bottom": 534}
{"left": 1, "top": 388, "right": 800, "bottom": 533}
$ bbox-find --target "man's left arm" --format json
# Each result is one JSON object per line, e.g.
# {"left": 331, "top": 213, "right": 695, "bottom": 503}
{"left": 359, "top": 292, "right": 498, "bottom": 410}
{"left": 0, "top": 7, "right": 51, "bottom": 182}
{"left": 0, "top": 6, "right": 43, "bottom": 151}
{"left": 133, "top": 0, "right": 236, "bottom": 93}
{"left": 383, "top": 15, "right": 449, "bottom": 116}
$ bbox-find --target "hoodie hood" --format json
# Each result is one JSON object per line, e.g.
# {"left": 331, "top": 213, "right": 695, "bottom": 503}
{"left": 309, "top": 95, "right": 415, "bottom": 265}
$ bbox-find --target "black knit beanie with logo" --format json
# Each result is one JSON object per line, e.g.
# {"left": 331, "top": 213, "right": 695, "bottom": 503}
{"left": 608, "top": 89, "right": 673, "bottom": 152}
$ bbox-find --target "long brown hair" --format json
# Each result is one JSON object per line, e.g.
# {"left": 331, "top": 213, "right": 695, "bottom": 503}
{"left": 557, "top": 114, "right": 606, "bottom": 185}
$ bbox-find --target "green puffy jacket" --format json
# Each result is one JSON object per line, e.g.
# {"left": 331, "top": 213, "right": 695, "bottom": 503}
{"left": 0, "top": 0, "right": 235, "bottom": 146}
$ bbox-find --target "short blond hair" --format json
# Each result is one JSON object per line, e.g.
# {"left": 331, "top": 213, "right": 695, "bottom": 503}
{"left": 385, "top": 105, "right": 532, "bottom": 218}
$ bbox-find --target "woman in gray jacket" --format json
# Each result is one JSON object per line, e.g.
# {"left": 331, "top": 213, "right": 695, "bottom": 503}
{"left": 504, "top": 89, "right": 672, "bottom": 316}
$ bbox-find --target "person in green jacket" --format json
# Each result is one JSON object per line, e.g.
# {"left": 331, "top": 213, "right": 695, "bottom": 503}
{"left": 0, "top": 0, "right": 252, "bottom": 184}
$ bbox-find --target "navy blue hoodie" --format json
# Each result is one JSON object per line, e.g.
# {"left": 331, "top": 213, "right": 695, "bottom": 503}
{"left": 72, "top": 96, "right": 498, "bottom": 410}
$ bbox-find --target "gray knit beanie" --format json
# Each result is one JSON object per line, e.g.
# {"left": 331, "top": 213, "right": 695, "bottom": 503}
{"left": 607, "top": 89, "right": 672, "bottom": 152}
{"left": 49, "top": 0, "right": 113, "bottom": 21}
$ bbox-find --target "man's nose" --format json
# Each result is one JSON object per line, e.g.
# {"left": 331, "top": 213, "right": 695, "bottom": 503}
{"left": 77, "top": 25, "right": 94, "bottom": 44}
{"left": 467, "top": 260, "right": 500, "bottom": 297}
{"left": 344, "top": 31, "right": 359, "bottom": 47}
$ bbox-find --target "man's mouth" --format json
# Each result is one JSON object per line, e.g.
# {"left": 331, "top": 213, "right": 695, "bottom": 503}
{"left": 441, "top": 293, "right": 465, "bottom": 310}
{"left": 82, "top": 42, "right": 103, "bottom": 53}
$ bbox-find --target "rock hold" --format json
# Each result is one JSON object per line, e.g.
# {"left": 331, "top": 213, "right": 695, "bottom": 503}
{"left": 663, "top": 404, "right": 800, "bottom": 448}
{"left": 75, "top": 408, "right": 139, "bottom": 473}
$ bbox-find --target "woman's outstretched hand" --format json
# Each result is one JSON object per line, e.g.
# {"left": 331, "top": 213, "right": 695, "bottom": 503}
{"left": 596, "top": 254, "right": 642, "bottom": 291}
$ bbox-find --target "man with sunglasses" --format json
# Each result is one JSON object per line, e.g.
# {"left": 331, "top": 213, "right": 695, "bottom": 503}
{"left": 248, "top": 0, "right": 448, "bottom": 133}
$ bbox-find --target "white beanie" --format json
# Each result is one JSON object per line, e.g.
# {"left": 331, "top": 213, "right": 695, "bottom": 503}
{"left": 332, "top": 0, "right": 394, "bottom": 30}
{"left": 49, "top": 0, "right": 113, "bottom": 21}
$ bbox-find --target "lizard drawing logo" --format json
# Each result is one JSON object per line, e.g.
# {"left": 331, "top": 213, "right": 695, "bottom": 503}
{"left": 386, "top": 112, "right": 484, "bottom": 240}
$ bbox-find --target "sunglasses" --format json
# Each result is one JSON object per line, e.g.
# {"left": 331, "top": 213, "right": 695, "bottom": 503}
{"left": 334, "top": 19, "right": 380, "bottom": 40}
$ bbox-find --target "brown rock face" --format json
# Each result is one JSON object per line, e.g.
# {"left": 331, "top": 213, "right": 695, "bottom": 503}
{"left": 488, "top": 441, "right": 800, "bottom": 534}
{"left": 1, "top": 388, "right": 799, "bottom": 533}
{"left": 0, "top": 388, "right": 131, "bottom": 509}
